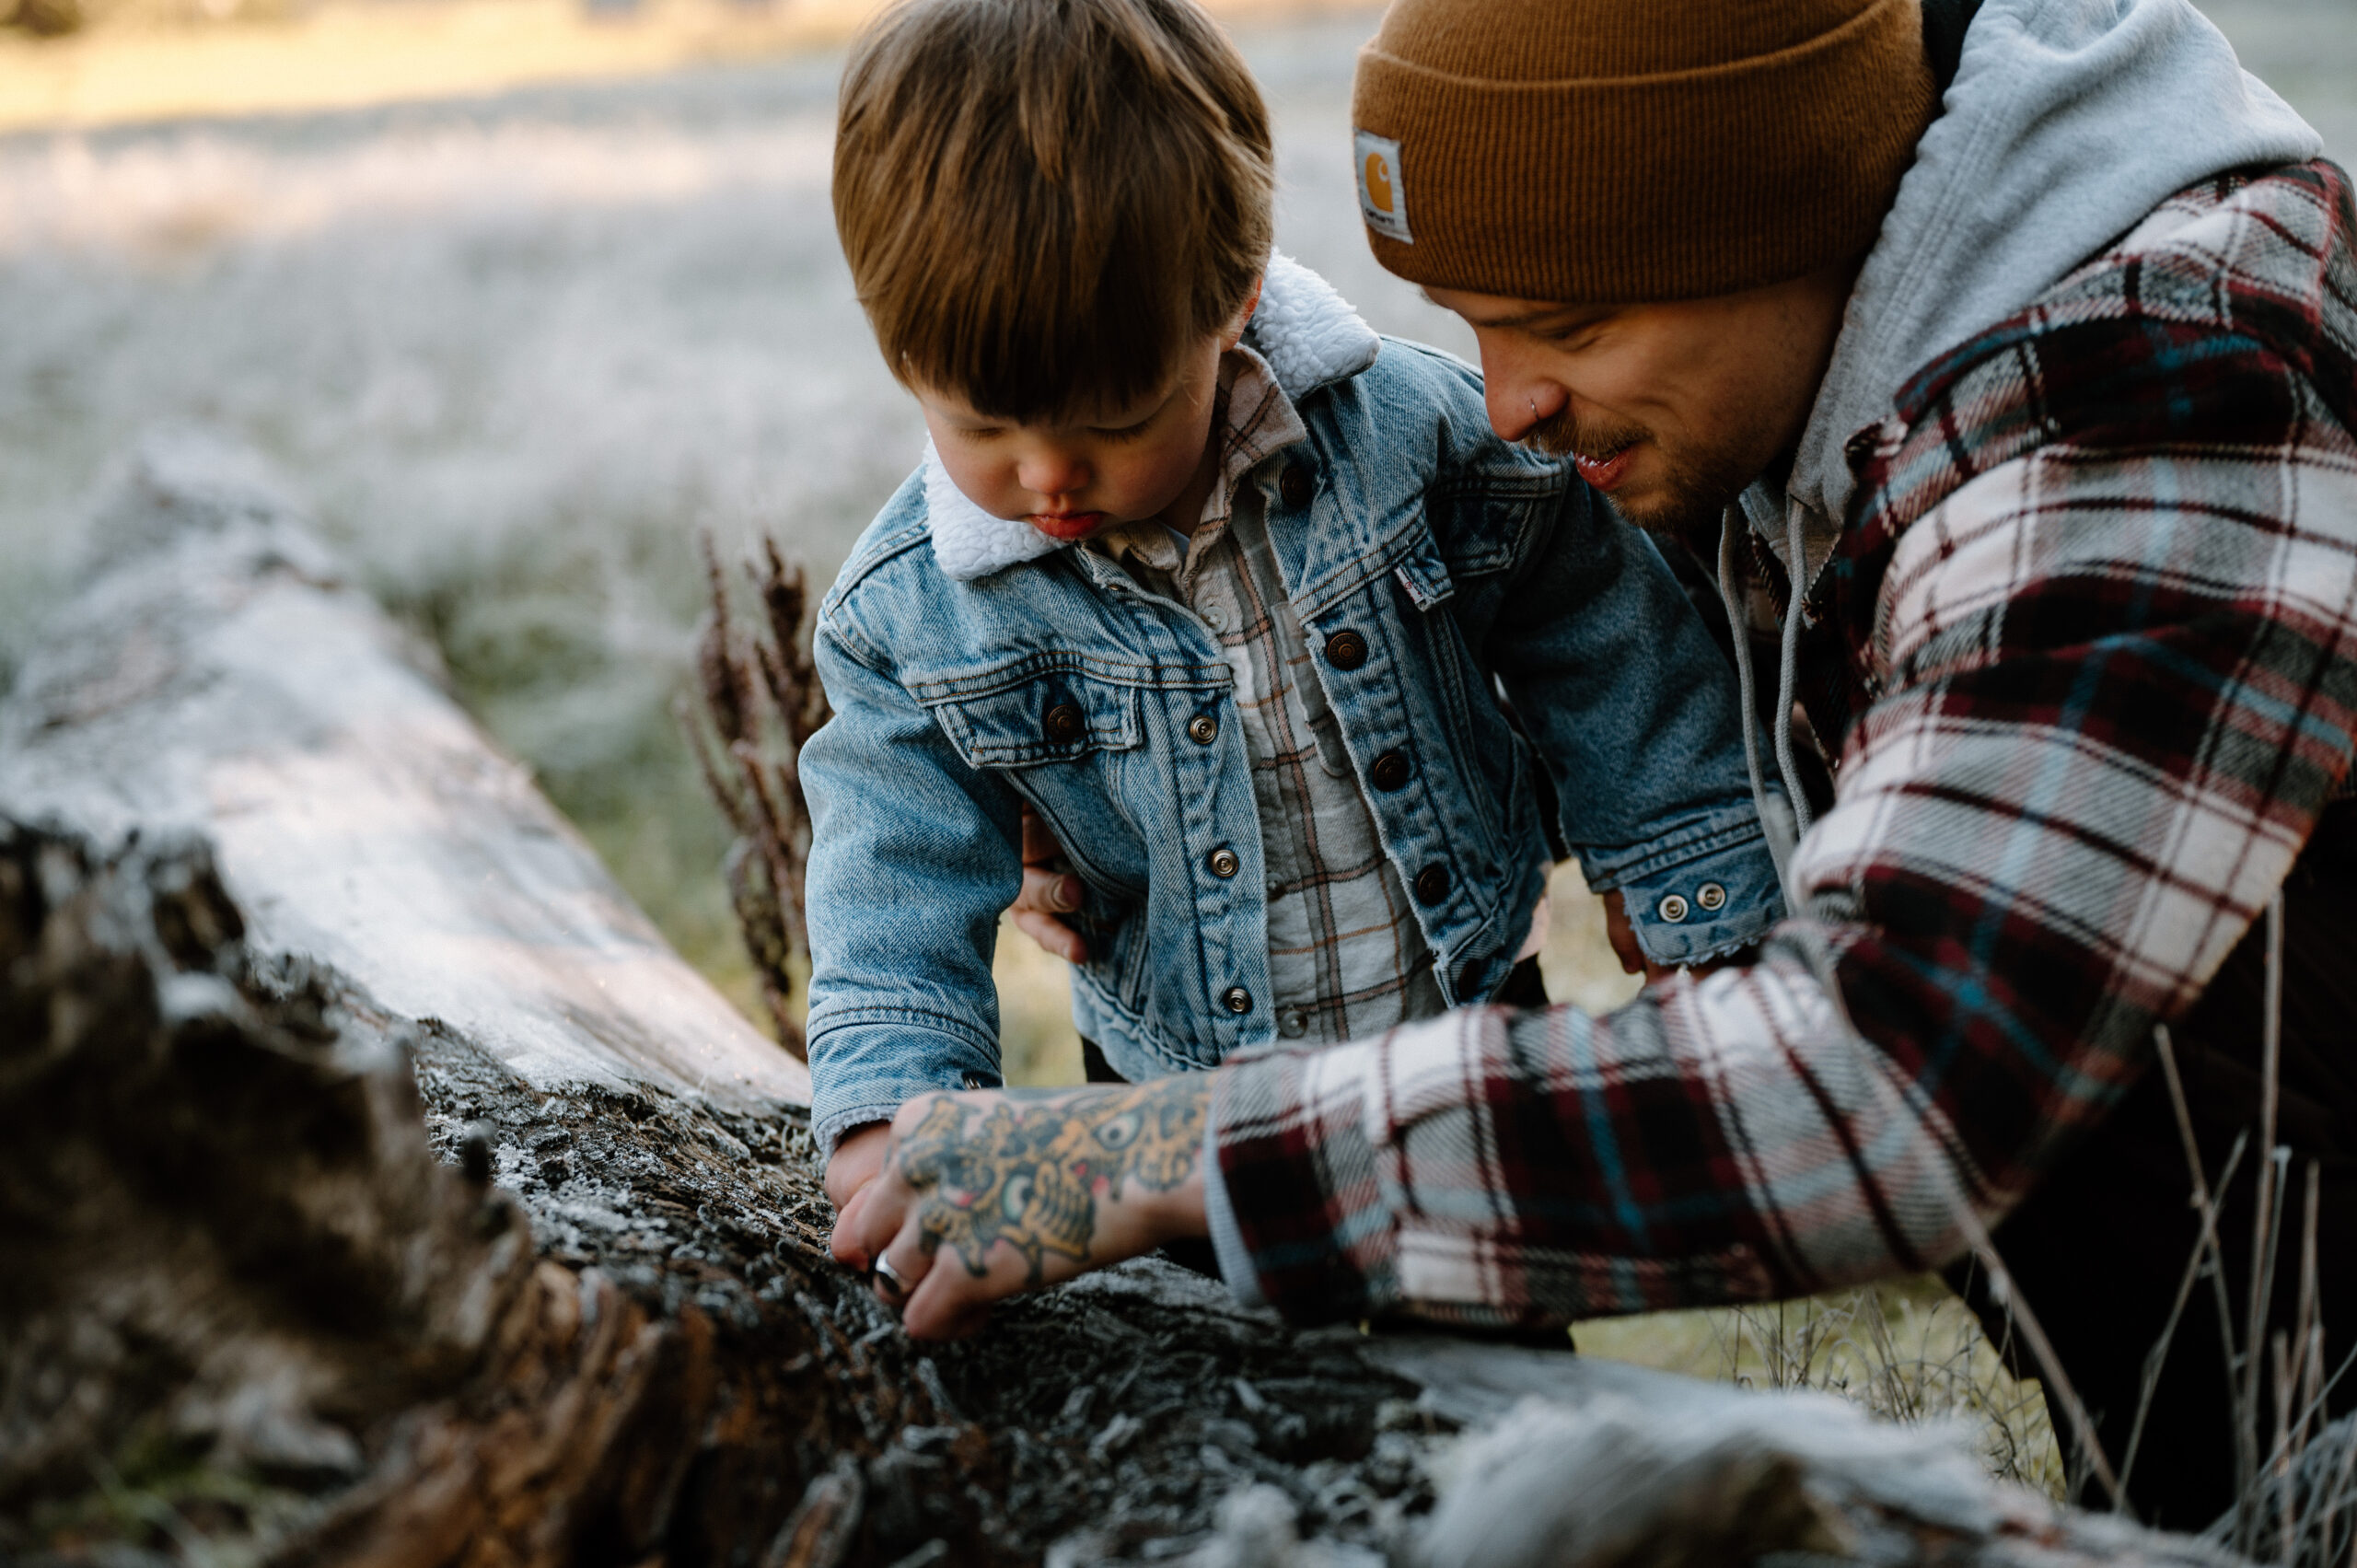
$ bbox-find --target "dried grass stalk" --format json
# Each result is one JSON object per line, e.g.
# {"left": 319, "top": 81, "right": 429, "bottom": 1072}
{"left": 683, "top": 531, "right": 833, "bottom": 1060}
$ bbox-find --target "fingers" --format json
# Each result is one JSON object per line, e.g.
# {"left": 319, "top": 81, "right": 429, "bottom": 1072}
{"left": 823, "top": 1121, "right": 892, "bottom": 1211}
{"left": 1011, "top": 827, "right": 1087, "bottom": 960}
{"left": 1013, "top": 907, "right": 1088, "bottom": 964}
{"left": 887, "top": 1224, "right": 1018, "bottom": 1341}
{"left": 829, "top": 1179, "right": 880, "bottom": 1269}
{"left": 1017, "top": 862, "right": 1083, "bottom": 914}
{"left": 846, "top": 1161, "right": 913, "bottom": 1270}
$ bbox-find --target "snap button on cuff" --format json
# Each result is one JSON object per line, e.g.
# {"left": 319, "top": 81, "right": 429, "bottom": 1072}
{"left": 1208, "top": 847, "right": 1240, "bottom": 879}
{"left": 1043, "top": 702, "right": 1085, "bottom": 742}
{"left": 1187, "top": 713, "right": 1218, "bottom": 745}
{"left": 1221, "top": 986, "right": 1253, "bottom": 1015}
{"left": 1657, "top": 893, "right": 1690, "bottom": 923}
{"left": 1697, "top": 882, "right": 1727, "bottom": 912}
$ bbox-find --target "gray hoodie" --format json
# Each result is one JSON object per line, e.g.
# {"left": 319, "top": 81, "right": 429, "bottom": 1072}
{"left": 1748, "top": 0, "right": 2324, "bottom": 582}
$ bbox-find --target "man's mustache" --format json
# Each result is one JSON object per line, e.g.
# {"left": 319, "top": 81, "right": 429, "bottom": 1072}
{"left": 1518, "top": 404, "right": 1648, "bottom": 463}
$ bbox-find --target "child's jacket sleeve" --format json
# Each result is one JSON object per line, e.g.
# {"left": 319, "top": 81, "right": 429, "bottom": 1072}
{"left": 799, "top": 618, "right": 1026, "bottom": 1157}
{"left": 1481, "top": 458, "right": 1784, "bottom": 967}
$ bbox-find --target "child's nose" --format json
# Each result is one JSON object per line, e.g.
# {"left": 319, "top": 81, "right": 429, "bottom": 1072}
{"left": 1017, "top": 447, "right": 1089, "bottom": 500}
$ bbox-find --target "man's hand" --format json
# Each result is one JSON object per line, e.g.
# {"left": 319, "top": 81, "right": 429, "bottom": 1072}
{"left": 1011, "top": 806, "right": 1086, "bottom": 963}
{"left": 834, "top": 1078, "right": 1213, "bottom": 1339}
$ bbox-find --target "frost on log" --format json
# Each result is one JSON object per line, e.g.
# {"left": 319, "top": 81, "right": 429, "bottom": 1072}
{"left": 0, "top": 434, "right": 2237, "bottom": 1568}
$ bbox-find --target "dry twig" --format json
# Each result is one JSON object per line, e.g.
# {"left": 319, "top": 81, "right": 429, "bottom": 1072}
{"left": 683, "top": 531, "right": 834, "bottom": 1059}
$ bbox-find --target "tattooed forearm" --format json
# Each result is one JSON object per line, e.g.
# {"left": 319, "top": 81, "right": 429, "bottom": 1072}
{"left": 888, "top": 1078, "right": 1207, "bottom": 1285}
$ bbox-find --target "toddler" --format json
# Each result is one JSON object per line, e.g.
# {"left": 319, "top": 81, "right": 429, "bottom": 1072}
{"left": 805, "top": 0, "right": 1784, "bottom": 1209}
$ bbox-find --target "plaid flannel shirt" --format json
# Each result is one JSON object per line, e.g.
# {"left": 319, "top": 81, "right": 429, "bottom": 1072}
{"left": 1211, "top": 162, "right": 2357, "bottom": 1329}
{"left": 1097, "top": 349, "right": 1449, "bottom": 1047}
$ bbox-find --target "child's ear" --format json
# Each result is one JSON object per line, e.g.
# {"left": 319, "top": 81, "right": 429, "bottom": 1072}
{"left": 1223, "top": 274, "right": 1264, "bottom": 350}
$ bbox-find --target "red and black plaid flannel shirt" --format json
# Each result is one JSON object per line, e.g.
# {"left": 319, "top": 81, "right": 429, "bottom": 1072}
{"left": 1209, "top": 161, "right": 2357, "bottom": 1329}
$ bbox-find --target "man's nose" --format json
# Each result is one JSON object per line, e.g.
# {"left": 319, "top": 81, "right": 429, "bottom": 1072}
{"left": 1477, "top": 342, "right": 1565, "bottom": 444}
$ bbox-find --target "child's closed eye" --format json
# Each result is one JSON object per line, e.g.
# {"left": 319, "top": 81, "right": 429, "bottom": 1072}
{"left": 1088, "top": 418, "right": 1155, "bottom": 444}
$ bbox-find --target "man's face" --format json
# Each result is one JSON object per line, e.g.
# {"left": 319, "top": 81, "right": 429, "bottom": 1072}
{"left": 1426, "top": 263, "right": 1854, "bottom": 543}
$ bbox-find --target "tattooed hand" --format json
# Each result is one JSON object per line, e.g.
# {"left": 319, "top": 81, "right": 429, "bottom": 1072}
{"left": 829, "top": 1076, "right": 1213, "bottom": 1339}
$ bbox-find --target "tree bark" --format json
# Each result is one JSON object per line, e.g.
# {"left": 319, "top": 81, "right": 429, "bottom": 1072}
{"left": 0, "top": 433, "right": 2239, "bottom": 1568}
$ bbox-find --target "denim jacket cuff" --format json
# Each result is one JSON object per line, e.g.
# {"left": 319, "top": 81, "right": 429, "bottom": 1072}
{"left": 1582, "top": 807, "right": 1785, "bottom": 967}
{"left": 813, "top": 1102, "right": 905, "bottom": 1165}
{"left": 807, "top": 1017, "right": 1006, "bottom": 1161}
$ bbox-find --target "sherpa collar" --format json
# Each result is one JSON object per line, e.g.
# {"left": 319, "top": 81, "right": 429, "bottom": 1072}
{"left": 925, "top": 252, "right": 1381, "bottom": 583}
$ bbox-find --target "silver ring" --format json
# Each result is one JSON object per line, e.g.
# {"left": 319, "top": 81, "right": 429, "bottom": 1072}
{"left": 873, "top": 1253, "right": 911, "bottom": 1295}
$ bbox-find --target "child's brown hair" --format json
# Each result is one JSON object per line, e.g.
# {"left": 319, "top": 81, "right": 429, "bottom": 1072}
{"left": 833, "top": 0, "right": 1274, "bottom": 423}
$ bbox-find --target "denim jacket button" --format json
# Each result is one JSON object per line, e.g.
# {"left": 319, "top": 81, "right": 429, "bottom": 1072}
{"left": 1697, "top": 881, "right": 1727, "bottom": 912}
{"left": 1324, "top": 629, "right": 1368, "bottom": 669}
{"left": 1208, "top": 847, "right": 1240, "bottom": 879}
{"left": 1221, "top": 986, "right": 1253, "bottom": 1015}
{"left": 1278, "top": 1008, "right": 1308, "bottom": 1039}
{"left": 1187, "top": 713, "right": 1219, "bottom": 746}
{"left": 1043, "top": 702, "right": 1085, "bottom": 743}
{"left": 1280, "top": 462, "right": 1314, "bottom": 509}
{"left": 1657, "top": 892, "right": 1690, "bottom": 923}
{"left": 1413, "top": 865, "right": 1450, "bottom": 905}
{"left": 1370, "top": 749, "right": 1411, "bottom": 792}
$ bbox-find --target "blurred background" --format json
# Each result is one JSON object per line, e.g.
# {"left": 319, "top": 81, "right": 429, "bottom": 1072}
{"left": 0, "top": 0, "right": 2347, "bottom": 1481}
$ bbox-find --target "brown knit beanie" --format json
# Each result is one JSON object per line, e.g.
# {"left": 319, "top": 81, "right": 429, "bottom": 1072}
{"left": 1352, "top": 0, "right": 1934, "bottom": 302}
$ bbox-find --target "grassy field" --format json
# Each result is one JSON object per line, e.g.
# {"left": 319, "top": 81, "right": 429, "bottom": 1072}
{"left": 6, "top": 0, "right": 2351, "bottom": 1500}
{"left": 0, "top": 0, "right": 1379, "bottom": 131}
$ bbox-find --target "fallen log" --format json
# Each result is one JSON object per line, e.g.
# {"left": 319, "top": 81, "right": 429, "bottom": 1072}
{"left": 0, "top": 433, "right": 2239, "bottom": 1568}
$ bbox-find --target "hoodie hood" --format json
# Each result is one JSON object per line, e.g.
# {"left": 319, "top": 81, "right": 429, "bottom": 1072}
{"left": 1763, "top": 0, "right": 2321, "bottom": 571}
{"left": 926, "top": 252, "right": 1382, "bottom": 583}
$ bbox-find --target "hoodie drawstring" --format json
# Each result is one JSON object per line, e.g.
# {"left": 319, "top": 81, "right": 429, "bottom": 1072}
{"left": 1777, "top": 505, "right": 1818, "bottom": 842}
{"left": 1716, "top": 505, "right": 1803, "bottom": 899}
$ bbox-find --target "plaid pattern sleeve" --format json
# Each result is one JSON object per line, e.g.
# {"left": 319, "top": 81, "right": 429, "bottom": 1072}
{"left": 1211, "top": 161, "right": 2357, "bottom": 1328}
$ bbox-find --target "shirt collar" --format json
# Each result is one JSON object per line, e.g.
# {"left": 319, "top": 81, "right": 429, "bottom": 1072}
{"left": 1097, "top": 341, "right": 1306, "bottom": 575}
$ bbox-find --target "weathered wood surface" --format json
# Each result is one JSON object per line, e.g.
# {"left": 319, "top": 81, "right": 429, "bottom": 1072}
{"left": 0, "top": 430, "right": 805, "bottom": 1111}
{"left": 0, "top": 436, "right": 2241, "bottom": 1568}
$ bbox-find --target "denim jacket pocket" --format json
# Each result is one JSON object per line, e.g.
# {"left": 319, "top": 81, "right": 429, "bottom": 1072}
{"left": 930, "top": 668, "right": 1144, "bottom": 769}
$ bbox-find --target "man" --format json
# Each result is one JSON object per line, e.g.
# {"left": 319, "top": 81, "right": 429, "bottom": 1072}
{"left": 833, "top": 0, "right": 2356, "bottom": 1527}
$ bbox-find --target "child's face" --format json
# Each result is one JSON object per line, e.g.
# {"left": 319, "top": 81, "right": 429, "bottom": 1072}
{"left": 915, "top": 319, "right": 1246, "bottom": 547}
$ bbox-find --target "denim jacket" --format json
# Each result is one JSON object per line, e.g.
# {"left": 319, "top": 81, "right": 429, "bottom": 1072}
{"left": 801, "top": 257, "right": 1782, "bottom": 1153}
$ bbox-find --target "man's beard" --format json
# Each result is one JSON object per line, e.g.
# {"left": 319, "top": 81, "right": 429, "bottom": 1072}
{"left": 1522, "top": 406, "right": 1755, "bottom": 552}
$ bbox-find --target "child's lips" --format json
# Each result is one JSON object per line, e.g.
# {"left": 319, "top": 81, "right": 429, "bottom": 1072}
{"left": 1572, "top": 446, "right": 1636, "bottom": 493}
{"left": 1028, "top": 511, "right": 1106, "bottom": 540}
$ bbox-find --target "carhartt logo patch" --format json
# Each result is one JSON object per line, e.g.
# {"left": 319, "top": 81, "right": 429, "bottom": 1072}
{"left": 1354, "top": 129, "right": 1411, "bottom": 244}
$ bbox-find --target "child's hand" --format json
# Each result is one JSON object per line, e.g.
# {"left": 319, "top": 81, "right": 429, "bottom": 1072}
{"left": 825, "top": 1122, "right": 894, "bottom": 1266}
{"left": 837, "top": 1079, "right": 1212, "bottom": 1340}
{"left": 1010, "top": 805, "right": 1088, "bottom": 963}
